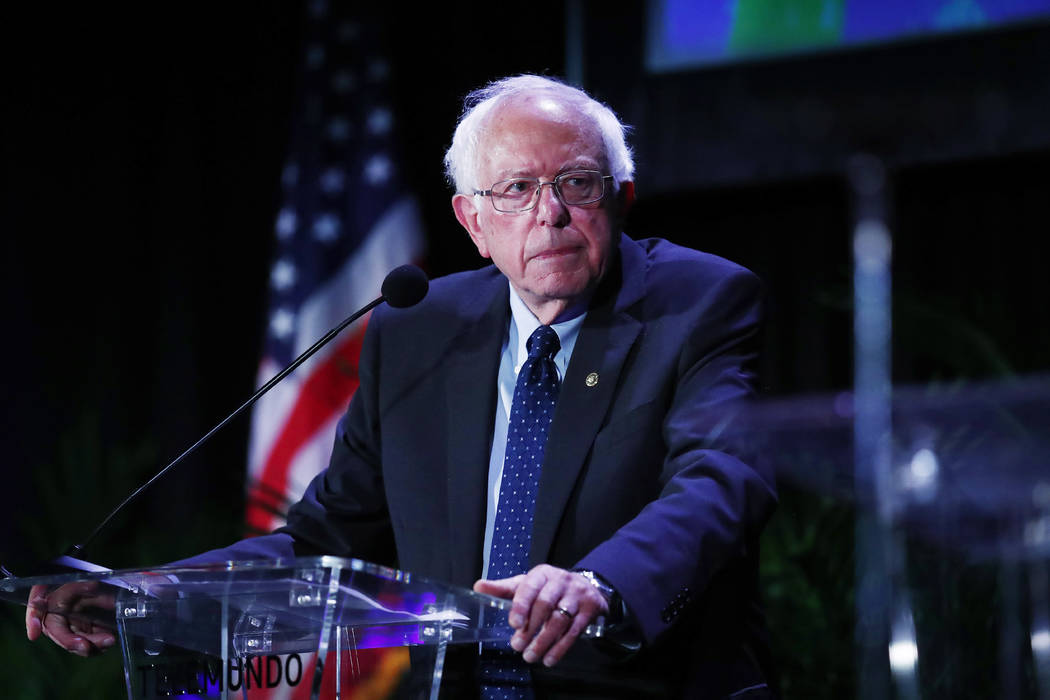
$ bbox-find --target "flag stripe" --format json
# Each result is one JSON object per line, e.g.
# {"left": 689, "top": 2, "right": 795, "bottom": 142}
{"left": 246, "top": 5, "right": 426, "bottom": 696}
{"left": 248, "top": 198, "right": 424, "bottom": 533}
{"left": 246, "top": 328, "right": 365, "bottom": 533}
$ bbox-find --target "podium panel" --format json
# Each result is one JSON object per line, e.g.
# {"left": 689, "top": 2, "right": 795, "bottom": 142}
{"left": 2, "top": 556, "right": 547, "bottom": 699}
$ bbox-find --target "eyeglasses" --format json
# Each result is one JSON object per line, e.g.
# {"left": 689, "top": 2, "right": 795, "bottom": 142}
{"left": 474, "top": 170, "right": 613, "bottom": 213}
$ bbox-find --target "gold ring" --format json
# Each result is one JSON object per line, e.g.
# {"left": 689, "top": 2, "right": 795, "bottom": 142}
{"left": 555, "top": 606, "right": 574, "bottom": 619}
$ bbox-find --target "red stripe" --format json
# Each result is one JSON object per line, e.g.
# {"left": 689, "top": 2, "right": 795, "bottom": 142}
{"left": 241, "top": 647, "right": 391, "bottom": 699}
{"left": 245, "top": 324, "right": 367, "bottom": 533}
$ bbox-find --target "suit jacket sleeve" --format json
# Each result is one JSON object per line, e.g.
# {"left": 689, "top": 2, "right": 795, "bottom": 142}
{"left": 168, "top": 307, "right": 397, "bottom": 569}
{"left": 272, "top": 306, "right": 398, "bottom": 567}
{"left": 574, "top": 263, "right": 776, "bottom": 646}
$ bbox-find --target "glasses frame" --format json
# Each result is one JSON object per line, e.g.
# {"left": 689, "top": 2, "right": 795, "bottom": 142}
{"left": 473, "top": 170, "right": 614, "bottom": 213}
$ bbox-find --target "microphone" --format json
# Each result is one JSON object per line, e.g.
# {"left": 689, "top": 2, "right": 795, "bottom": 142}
{"left": 9, "top": 265, "right": 429, "bottom": 577}
{"left": 382, "top": 264, "right": 429, "bottom": 308}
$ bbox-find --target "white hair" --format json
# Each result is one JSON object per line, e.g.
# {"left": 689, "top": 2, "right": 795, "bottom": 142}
{"left": 443, "top": 74, "right": 634, "bottom": 194}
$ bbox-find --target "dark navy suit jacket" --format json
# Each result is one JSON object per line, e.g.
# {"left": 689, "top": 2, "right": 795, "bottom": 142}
{"left": 202, "top": 234, "right": 777, "bottom": 698}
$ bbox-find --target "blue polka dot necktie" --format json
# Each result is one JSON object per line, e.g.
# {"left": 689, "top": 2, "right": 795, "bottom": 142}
{"left": 480, "top": 325, "right": 562, "bottom": 699}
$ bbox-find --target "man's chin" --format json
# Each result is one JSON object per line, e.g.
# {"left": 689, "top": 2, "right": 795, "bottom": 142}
{"left": 531, "top": 277, "right": 590, "bottom": 301}
{"left": 524, "top": 274, "right": 601, "bottom": 310}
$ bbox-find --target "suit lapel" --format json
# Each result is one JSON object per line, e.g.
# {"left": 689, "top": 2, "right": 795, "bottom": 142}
{"left": 445, "top": 277, "right": 508, "bottom": 585}
{"left": 529, "top": 236, "right": 648, "bottom": 567}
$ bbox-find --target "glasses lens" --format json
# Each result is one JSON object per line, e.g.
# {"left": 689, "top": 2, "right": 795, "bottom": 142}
{"left": 491, "top": 178, "right": 538, "bottom": 212}
{"left": 556, "top": 171, "right": 604, "bottom": 205}
{"left": 487, "top": 172, "right": 606, "bottom": 212}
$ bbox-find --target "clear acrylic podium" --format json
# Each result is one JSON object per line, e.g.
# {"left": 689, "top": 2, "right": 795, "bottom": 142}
{"left": 2, "top": 556, "right": 538, "bottom": 699}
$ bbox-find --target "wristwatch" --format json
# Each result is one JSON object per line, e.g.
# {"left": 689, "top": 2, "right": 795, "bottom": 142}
{"left": 575, "top": 570, "right": 641, "bottom": 653}
{"left": 575, "top": 569, "right": 623, "bottom": 624}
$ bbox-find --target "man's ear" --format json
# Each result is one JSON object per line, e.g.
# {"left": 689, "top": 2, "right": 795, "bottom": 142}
{"left": 452, "top": 193, "right": 491, "bottom": 259}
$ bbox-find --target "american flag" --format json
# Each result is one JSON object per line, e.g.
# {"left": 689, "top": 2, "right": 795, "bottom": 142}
{"left": 245, "top": 4, "right": 425, "bottom": 538}
{"left": 243, "top": 4, "right": 424, "bottom": 697}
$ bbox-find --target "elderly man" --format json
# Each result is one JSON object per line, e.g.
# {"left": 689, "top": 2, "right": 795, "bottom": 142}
{"left": 28, "top": 75, "right": 777, "bottom": 699}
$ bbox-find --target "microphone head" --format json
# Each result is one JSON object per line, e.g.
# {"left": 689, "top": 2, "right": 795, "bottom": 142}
{"left": 382, "top": 264, "right": 429, "bottom": 308}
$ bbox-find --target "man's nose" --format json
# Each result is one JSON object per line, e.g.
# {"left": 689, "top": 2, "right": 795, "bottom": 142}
{"left": 535, "top": 182, "right": 570, "bottom": 227}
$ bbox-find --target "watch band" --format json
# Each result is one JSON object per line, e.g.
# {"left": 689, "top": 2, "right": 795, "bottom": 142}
{"left": 575, "top": 569, "right": 623, "bottom": 624}
{"left": 576, "top": 569, "right": 615, "bottom": 601}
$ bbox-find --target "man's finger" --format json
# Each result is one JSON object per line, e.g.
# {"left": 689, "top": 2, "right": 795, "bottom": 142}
{"left": 521, "top": 599, "right": 576, "bottom": 664}
{"left": 26, "top": 612, "right": 43, "bottom": 641}
{"left": 71, "top": 589, "right": 117, "bottom": 614}
{"left": 507, "top": 568, "right": 551, "bottom": 633}
{"left": 473, "top": 574, "right": 524, "bottom": 599}
{"left": 540, "top": 611, "right": 593, "bottom": 667}
{"left": 42, "top": 612, "right": 114, "bottom": 657}
{"left": 67, "top": 614, "right": 117, "bottom": 651}
{"left": 41, "top": 611, "right": 93, "bottom": 656}
{"left": 28, "top": 582, "right": 117, "bottom": 655}
{"left": 25, "top": 585, "right": 49, "bottom": 641}
{"left": 51, "top": 580, "right": 103, "bottom": 606}
{"left": 522, "top": 570, "right": 569, "bottom": 646}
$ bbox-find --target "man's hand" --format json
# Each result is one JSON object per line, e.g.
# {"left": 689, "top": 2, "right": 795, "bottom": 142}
{"left": 474, "top": 564, "right": 609, "bottom": 667}
{"left": 25, "top": 581, "right": 117, "bottom": 657}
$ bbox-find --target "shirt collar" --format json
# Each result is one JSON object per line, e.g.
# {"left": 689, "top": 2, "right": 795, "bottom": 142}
{"left": 507, "top": 281, "right": 587, "bottom": 373}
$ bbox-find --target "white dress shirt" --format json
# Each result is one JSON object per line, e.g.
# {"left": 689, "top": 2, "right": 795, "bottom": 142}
{"left": 481, "top": 282, "right": 586, "bottom": 578}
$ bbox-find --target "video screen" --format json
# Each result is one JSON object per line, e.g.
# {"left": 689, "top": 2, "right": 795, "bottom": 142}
{"left": 647, "top": 0, "right": 1050, "bottom": 71}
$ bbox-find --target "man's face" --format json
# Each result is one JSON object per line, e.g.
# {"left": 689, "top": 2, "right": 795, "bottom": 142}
{"left": 453, "top": 97, "right": 626, "bottom": 321}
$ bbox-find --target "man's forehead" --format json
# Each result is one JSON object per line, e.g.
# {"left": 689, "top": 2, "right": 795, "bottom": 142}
{"left": 530, "top": 95, "right": 573, "bottom": 118}
{"left": 478, "top": 95, "right": 606, "bottom": 174}
{"left": 486, "top": 93, "right": 595, "bottom": 135}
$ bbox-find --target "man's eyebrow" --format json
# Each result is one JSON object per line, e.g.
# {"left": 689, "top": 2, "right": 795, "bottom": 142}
{"left": 493, "top": 160, "right": 601, "bottom": 180}
{"left": 493, "top": 168, "right": 535, "bottom": 180}
{"left": 558, "top": 159, "right": 601, "bottom": 172}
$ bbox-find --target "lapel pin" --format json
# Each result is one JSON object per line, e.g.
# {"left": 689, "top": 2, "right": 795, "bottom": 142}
{"left": 585, "top": 372, "right": 599, "bottom": 387}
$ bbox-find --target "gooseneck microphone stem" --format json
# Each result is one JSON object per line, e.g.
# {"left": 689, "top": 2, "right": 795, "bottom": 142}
{"left": 66, "top": 295, "right": 385, "bottom": 561}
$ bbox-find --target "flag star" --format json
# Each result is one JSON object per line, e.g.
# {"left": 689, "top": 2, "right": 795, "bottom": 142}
{"left": 363, "top": 154, "right": 392, "bottom": 185}
{"left": 270, "top": 258, "right": 297, "bottom": 291}
{"left": 366, "top": 107, "right": 392, "bottom": 135}
{"left": 270, "top": 308, "right": 295, "bottom": 340}
{"left": 281, "top": 163, "right": 299, "bottom": 188}
{"left": 312, "top": 213, "right": 341, "bottom": 242}
{"left": 326, "top": 116, "right": 352, "bottom": 142}
{"left": 331, "top": 70, "right": 356, "bottom": 94}
{"left": 367, "top": 58, "right": 389, "bottom": 81}
{"left": 319, "top": 168, "right": 346, "bottom": 194}
{"left": 275, "top": 208, "right": 297, "bottom": 239}
{"left": 305, "top": 44, "right": 325, "bottom": 69}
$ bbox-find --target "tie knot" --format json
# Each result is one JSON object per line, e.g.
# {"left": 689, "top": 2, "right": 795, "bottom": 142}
{"left": 526, "top": 325, "right": 560, "bottom": 361}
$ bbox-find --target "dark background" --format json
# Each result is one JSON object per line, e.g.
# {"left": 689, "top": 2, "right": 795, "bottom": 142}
{"left": 2, "top": 3, "right": 1048, "bottom": 697}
